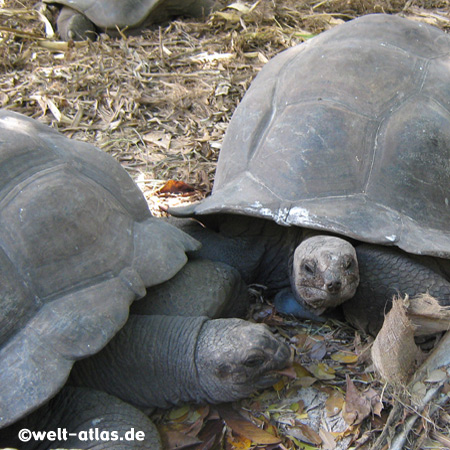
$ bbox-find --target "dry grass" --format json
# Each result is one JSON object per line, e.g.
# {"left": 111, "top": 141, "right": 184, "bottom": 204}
{"left": 3, "top": 0, "right": 450, "bottom": 206}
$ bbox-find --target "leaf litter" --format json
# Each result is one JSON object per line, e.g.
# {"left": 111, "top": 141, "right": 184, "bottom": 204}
{"left": 2, "top": 0, "right": 450, "bottom": 448}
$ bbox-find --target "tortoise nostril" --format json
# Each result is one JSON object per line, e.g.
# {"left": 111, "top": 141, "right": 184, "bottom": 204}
{"left": 326, "top": 280, "right": 342, "bottom": 293}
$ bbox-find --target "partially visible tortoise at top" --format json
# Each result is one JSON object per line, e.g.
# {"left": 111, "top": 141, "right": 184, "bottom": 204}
{"left": 0, "top": 109, "right": 291, "bottom": 450}
{"left": 43, "top": 0, "right": 217, "bottom": 40}
{"left": 171, "top": 14, "right": 450, "bottom": 335}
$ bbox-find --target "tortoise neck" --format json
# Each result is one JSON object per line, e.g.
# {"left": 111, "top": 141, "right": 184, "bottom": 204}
{"left": 71, "top": 315, "right": 209, "bottom": 409}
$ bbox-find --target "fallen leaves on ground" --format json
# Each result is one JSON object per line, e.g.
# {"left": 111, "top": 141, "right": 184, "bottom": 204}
{"left": 153, "top": 304, "right": 385, "bottom": 449}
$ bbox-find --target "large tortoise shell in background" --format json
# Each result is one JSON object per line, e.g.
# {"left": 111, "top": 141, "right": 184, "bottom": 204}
{"left": 44, "top": 0, "right": 214, "bottom": 31}
{"left": 0, "top": 110, "right": 198, "bottom": 427}
{"left": 187, "top": 14, "right": 450, "bottom": 258}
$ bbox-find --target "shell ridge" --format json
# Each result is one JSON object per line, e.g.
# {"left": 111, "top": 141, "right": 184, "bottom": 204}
{"left": 364, "top": 56, "right": 431, "bottom": 193}
{"left": 244, "top": 170, "right": 285, "bottom": 203}
{"left": 416, "top": 58, "right": 431, "bottom": 93}
{"left": 422, "top": 93, "right": 450, "bottom": 117}
{"left": 284, "top": 98, "right": 374, "bottom": 120}
{"left": 248, "top": 48, "right": 306, "bottom": 164}
{"left": 246, "top": 82, "right": 279, "bottom": 165}
{"left": 0, "top": 162, "right": 68, "bottom": 207}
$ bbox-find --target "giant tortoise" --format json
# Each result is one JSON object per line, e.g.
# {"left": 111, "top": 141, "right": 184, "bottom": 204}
{"left": 43, "top": 0, "right": 216, "bottom": 41}
{"left": 0, "top": 110, "right": 291, "bottom": 449}
{"left": 171, "top": 14, "right": 450, "bottom": 335}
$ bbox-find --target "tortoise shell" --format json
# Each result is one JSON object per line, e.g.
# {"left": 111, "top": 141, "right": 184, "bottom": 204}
{"left": 0, "top": 110, "right": 198, "bottom": 427}
{"left": 44, "top": 0, "right": 213, "bottom": 30}
{"left": 185, "top": 14, "right": 450, "bottom": 258}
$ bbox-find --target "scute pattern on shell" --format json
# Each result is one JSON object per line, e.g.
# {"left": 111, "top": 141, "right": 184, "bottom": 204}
{"left": 0, "top": 110, "right": 198, "bottom": 428}
{"left": 190, "top": 14, "right": 450, "bottom": 258}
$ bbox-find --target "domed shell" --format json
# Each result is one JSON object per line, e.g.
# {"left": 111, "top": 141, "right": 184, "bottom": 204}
{"left": 0, "top": 110, "right": 198, "bottom": 427}
{"left": 44, "top": 0, "right": 211, "bottom": 29}
{"left": 188, "top": 14, "right": 450, "bottom": 258}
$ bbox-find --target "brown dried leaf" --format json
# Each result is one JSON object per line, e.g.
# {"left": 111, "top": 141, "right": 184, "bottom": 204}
{"left": 287, "top": 423, "right": 322, "bottom": 445}
{"left": 142, "top": 131, "right": 171, "bottom": 150}
{"left": 296, "top": 376, "right": 317, "bottom": 388}
{"left": 309, "top": 341, "right": 327, "bottom": 360}
{"left": 308, "top": 363, "right": 335, "bottom": 380}
{"left": 168, "top": 405, "right": 191, "bottom": 422}
{"left": 293, "top": 362, "right": 311, "bottom": 377}
{"left": 226, "top": 432, "right": 252, "bottom": 449}
{"left": 162, "top": 430, "right": 202, "bottom": 450}
{"left": 425, "top": 368, "right": 448, "bottom": 383}
{"left": 365, "top": 388, "right": 383, "bottom": 417}
{"left": 291, "top": 333, "right": 309, "bottom": 349}
{"left": 195, "top": 419, "right": 224, "bottom": 450}
{"left": 331, "top": 351, "right": 358, "bottom": 364}
{"left": 342, "top": 375, "right": 371, "bottom": 426}
{"left": 290, "top": 401, "right": 304, "bottom": 413}
{"left": 325, "top": 392, "right": 345, "bottom": 417}
{"left": 319, "top": 428, "right": 336, "bottom": 450}
{"left": 217, "top": 404, "right": 281, "bottom": 445}
{"left": 157, "top": 180, "right": 197, "bottom": 196}
{"left": 272, "top": 378, "right": 286, "bottom": 392}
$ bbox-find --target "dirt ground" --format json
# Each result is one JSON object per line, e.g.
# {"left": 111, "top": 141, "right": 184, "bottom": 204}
{"left": 1, "top": 0, "right": 450, "bottom": 449}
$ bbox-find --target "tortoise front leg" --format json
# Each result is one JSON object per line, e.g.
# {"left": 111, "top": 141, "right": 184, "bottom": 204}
{"left": 56, "top": 6, "right": 97, "bottom": 41}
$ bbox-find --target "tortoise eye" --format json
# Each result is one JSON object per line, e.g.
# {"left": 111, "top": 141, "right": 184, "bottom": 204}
{"left": 244, "top": 356, "right": 265, "bottom": 368}
{"left": 303, "top": 262, "right": 315, "bottom": 275}
{"left": 345, "top": 259, "right": 354, "bottom": 271}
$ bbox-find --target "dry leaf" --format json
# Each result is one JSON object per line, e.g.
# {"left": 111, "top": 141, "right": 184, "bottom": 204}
{"left": 226, "top": 432, "right": 252, "bottom": 449}
{"left": 309, "top": 363, "right": 335, "bottom": 380}
{"left": 319, "top": 428, "right": 337, "bottom": 450}
{"left": 226, "top": 2, "right": 252, "bottom": 13}
{"left": 157, "top": 180, "right": 197, "bottom": 196}
{"left": 213, "top": 11, "right": 241, "bottom": 23}
{"left": 168, "top": 405, "right": 191, "bottom": 422}
{"left": 309, "top": 341, "right": 327, "bottom": 360}
{"left": 218, "top": 404, "right": 281, "bottom": 445}
{"left": 293, "top": 362, "right": 311, "bottom": 377}
{"left": 411, "top": 381, "right": 427, "bottom": 397}
{"left": 287, "top": 423, "right": 322, "bottom": 445}
{"left": 277, "top": 366, "right": 297, "bottom": 379}
{"left": 325, "top": 392, "right": 345, "bottom": 417}
{"left": 342, "top": 375, "right": 371, "bottom": 426}
{"left": 364, "top": 388, "right": 383, "bottom": 417}
{"left": 425, "top": 368, "right": 448, "bottom": 383}
{"left": 196, "top": 419, "right": 224, "bottom": 450}
{"left": 142, "top": 131, "right": 171, "bottom": 150}
{"left": 290, "top": 402, "right": 304, "bottom": 413}
{"left": 162, "top": 430, "right": 202, "bottom": 450}
{"left": 331, "top": 351, "right": 358, "bottom": 364}
{"left": 296, "top": 376, "right": 317, "bottom": 388}
{"left": 273, "top": 378, "right": 286, "bottom": 392}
